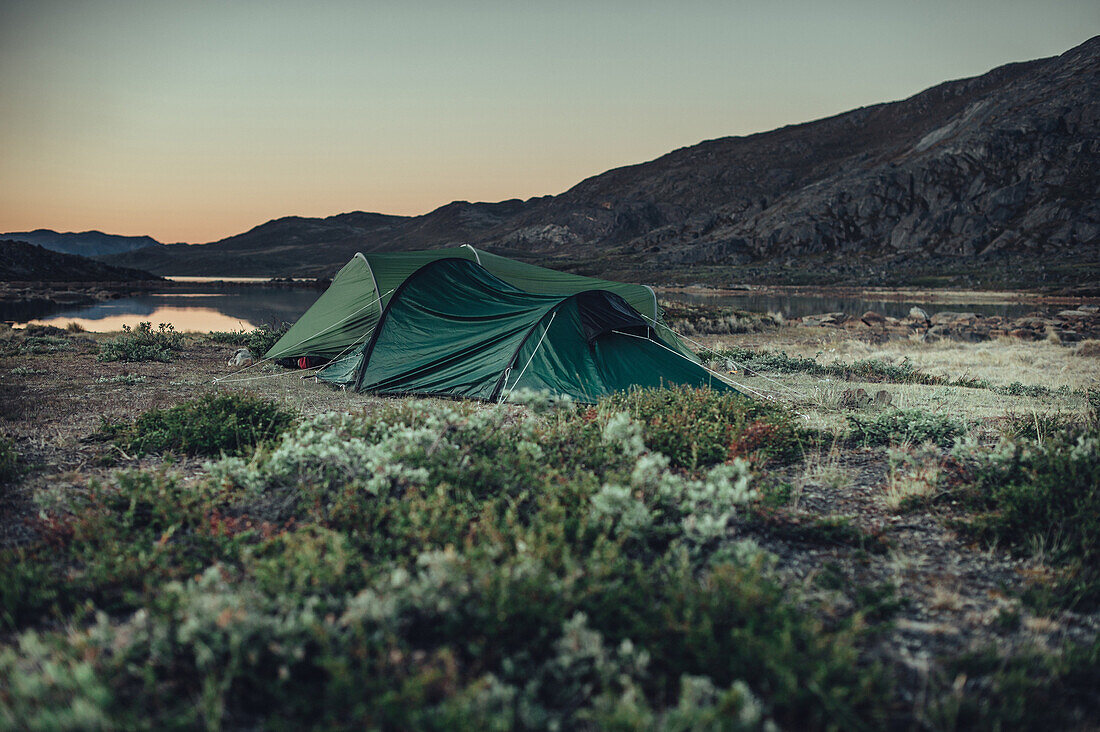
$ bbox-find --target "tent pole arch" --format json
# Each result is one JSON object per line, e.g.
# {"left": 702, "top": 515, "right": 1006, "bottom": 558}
{"left": 644, "top": 285, "right": 659, "bottom": 322}
{"left": 462, "top": 243, "right": 482, "bottom": 265}
{"left": 354, "top": 252, "right": 383, "bottom": 316}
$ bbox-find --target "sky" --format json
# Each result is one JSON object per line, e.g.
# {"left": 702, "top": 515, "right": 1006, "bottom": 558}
{"left": 1, "top": 1, "right": 1097, "bottom": 244}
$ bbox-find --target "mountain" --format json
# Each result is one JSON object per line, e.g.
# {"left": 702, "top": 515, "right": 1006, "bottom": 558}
{"left": 102, "top": 201, "right": 534, "bottom": 276}
{"left": 0, "top": 240, "right": 162, "bottom": 282}
{"left": 2, "top": 229, "right": 169, "bottom": 258}
{"left": 108, "top": 36, "right": 1100, "bottom": 285}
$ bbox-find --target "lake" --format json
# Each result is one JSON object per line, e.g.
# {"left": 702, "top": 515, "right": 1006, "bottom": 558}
{"left": 13, "top": 284, "right": 322, "bottom": 332}
{"left": 6, "top": 281, "right": 1055, "bottom": 333}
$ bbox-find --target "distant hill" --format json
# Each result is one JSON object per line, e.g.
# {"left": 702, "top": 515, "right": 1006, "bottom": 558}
{"left": 0, "top": 240, "right": 162, "bottom": 282}
{"left": 102, "top": 203, "right": 531, "bottom": 278}
{"left": 106, "top": 35, "right": 1100, "bottom": 286}
{"left": 2, "top": 229, "right": 168, "bottom": 258}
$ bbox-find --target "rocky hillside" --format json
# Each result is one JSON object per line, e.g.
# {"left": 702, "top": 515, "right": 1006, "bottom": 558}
{"left": 3, "top": 229, "right": 169, "bottom": 258}
{"left": 0, "top": 240, "right": 161, "bottom": 282}
{"left": 105, "top": 36, "right": 1099, "bottom": 283}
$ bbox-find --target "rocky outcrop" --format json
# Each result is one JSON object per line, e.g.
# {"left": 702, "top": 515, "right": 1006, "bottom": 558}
{"left": 505, "top": 37, "right": 1099, "bottom": 268}
{"left": 796, "top": 304, "right": 1100, "bottom": 343}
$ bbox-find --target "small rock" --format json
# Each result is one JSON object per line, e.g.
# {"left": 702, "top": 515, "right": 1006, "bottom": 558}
{"left": 930, "top": 311, "right": 979, "bottom": 325}
{"left": 861, "top": 310, "right": 886, "bottom": 326}
{"left": 839, "top": 388, "right": 872, "bottom": 408}
{"left": 802, "top": 312, "right": 849, "bottom": 327}
{"left": 227, "top": 347, "right": 254, "bottom": 368}
{"left": 874, "top": 390, "right": 892, "bottom": 406}
{"left": 907, "top": 306, "right": 930, "bottom": 322}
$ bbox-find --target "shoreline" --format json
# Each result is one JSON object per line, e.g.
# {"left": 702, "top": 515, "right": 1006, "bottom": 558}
{"left": 654, "top": 284, "right": 1100, "bottom": 308}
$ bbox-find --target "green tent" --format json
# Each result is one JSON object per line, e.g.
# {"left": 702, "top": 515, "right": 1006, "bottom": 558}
{"left": 265, "top": 245, "right": 694, "bottom": 362}
{"left": 267, "top": 250, "right": 734, "bottom": 403}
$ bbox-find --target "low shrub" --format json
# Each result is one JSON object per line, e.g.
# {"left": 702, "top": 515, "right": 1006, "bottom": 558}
{"left": 205, "top": 324, "right": 290, "bottom": 356}
{"left": 710, "top": 347, "right": 828, "bottom": 377}
{"left": 3, "top": 470, "right": 249, "bottom": 623}
{"left": 883, "top": 443, "right": 946, "bottom": 511}
{"left": 98, "top": 322, "right": 184, "bottom": 362}
{"left": 15, "top": 335, "right": 76, "bottom": 355}
{"left": 1001, "top": 411, "right": 1083, "bottom": 442}
{"left": 994, "top": 381, "right": 1056, "bottom": 398}
{"left": 99, "top": 392, "right": 295, "bottom": 456}
{"left": 712, "top": 347, "right": 952, "bottom": 385}
{"left": 205, "top": 329, "right": 248, "bottom": 344}
{"left": 0, "top": 437, "right": 19, "bottom": 483}
{"left": 950, "top": 429, "right": 1100, "bottom": 610}
{"left": 601, "top": 385, "right": 805, "bottom": 469}
{"left": 8, "top": 366, "right": 46, "bottom": 376}
{"left": 0, "top": 548, "right": 888, "bottom": 730}
{"left": 244, "top": 323, "right": 290, "bottom": 357}
{"left": 94, "top": 374, "right": 148, "bottom": 385}
{"left": 2, "top": 393, "right": 895, "bottom": 728}
{"left": 848, "top": 408, "right": 964, "bottom": 447}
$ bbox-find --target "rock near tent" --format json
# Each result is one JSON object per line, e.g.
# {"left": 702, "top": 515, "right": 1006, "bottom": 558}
{"left": 266, "top": 246, "right": 738, "bottom": 403}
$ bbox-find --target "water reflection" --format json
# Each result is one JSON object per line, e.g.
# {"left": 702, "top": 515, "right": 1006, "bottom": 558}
{"left": 10, "top": 286, "right": 321, "bottom": 333}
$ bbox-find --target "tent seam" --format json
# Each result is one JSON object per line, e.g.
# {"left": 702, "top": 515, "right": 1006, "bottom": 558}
{"left": 352, "top": 257, "right": 485, "bottom": 391}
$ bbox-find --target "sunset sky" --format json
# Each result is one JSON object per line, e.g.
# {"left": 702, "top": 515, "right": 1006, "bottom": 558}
{"left": 1, "top": 1, "right": 1097, "bottom": 244}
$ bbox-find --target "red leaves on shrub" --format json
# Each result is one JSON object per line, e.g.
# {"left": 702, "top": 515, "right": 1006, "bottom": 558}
{"left": 728, "top": 420, "right": 782, "bottom": 462}
{"left": 202, "top": 510, "right": 294, "bottom": 539}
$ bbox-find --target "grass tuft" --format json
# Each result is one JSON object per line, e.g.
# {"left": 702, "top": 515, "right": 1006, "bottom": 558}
{"left": 0, "top": 436, "right": 20, "bottom": 484}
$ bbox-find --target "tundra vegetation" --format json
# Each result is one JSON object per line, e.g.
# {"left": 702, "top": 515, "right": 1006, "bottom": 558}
{"left": 0, "top": 316, "right": 1097, "bottom": 730}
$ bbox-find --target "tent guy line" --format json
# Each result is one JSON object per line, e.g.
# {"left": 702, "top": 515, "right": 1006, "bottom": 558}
{"left": 635, "top": 312, "right": 810, "bottom": 400}
{"left": 213, "top": 289, "right": 394, "bottom": 385}
{"left": 500, "top": 311, "right": 557, "bottom": 402}
{"left": 214, "top": 322, "right": 379, "bottom": 386}
{"left": 610, "top": 330, "right": 775, "bottom": 402}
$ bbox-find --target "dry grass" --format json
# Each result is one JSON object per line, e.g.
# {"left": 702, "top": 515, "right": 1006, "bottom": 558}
{"left": 717, "top": 329, "right": 1100, "bottom": 392}
{"left": 797, "top": 445, "right": 850, "bottom": 498}
{"left": 701, "top": 327, "right": 1096, "bottom": 433}
{"left": 771, "top": 372, "right": 1085, "bottom": 434}
{"left": 883, "top": 444, "right": 943, "bottom": 511}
